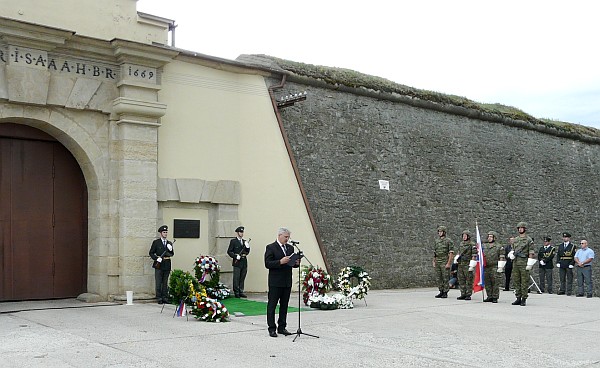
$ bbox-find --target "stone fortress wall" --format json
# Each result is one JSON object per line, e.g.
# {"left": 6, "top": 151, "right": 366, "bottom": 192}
{"left": 272, "top": 76, "right": 600, "bottom": 294}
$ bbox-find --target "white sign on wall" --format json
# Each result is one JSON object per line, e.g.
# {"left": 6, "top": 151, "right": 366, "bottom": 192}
{"left": 378, "top": 180, "right": 390, "bottom": 190}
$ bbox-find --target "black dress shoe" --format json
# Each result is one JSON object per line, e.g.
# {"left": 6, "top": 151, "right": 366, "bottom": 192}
{"left": 269, "top": 331, "right": 277, "bottom": 338}
{"left": 277, "top": 329, "right": 293, "bottom": 336}
{"left": 239, "top": 294, "right": 248, "bottom": 298}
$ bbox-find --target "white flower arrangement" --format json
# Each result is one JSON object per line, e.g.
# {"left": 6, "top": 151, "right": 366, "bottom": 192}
{"left": 337, "top": 266, "right": 371, "bottom": 300}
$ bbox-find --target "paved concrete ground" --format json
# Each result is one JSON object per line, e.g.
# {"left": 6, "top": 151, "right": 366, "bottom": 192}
{"left": 1, "top": 288, "right": 599, "bottom": 368}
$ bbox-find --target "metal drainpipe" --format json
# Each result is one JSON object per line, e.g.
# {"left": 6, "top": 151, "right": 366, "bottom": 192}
{"left": 268, "top": 74, "right": 331, "bottom": 273}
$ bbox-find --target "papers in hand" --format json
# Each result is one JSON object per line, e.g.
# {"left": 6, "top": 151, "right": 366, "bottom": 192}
{"left": 286, "top": 252, "right": 303, "bottom": 266}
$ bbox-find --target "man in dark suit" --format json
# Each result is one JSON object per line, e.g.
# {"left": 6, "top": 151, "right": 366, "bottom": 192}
{"left": 264, "top": 227, "right": 300, "bottom": 337}
{"left": 538, "top": 236, "right": 556, "bottom": 293}
{"left": 557, "top": 232, "right": 576, "bottom": 296}
{"left": 149, "top": 225, "right": 175, "bottom": 304}
{"left": 227, "top": 226, "right": 250, "bottom": 298}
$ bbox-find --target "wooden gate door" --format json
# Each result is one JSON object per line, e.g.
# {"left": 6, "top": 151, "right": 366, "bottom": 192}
{"left": 0, "top": 124, "right": 87, "bottom": 301}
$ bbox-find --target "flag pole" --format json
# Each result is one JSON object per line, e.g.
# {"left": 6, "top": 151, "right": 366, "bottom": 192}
{"left": 476, "top": 220, "right": 485, "bottom": 302}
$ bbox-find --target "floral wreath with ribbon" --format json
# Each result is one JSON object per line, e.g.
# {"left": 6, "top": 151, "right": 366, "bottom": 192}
{"left": 194, "top": 255, "right": 220, "bottom": 283}
{"left": 337, "top": 266, "right": 371, "bottom": 300}
{"left": 301, "top": 265, "right": 332, "bottom": 305}
{"left": 193, "top": 255, "right": 231, "bottom": 300}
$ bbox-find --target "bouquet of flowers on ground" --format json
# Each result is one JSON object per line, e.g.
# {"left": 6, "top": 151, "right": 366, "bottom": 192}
{"left": 337, "top": 266, "right": 371, "bottom": 300}
{"left": 301, "top": 265, "right": 332, "bottom": 305}
{"left": 190, "top": 289, "right": 229, "bottom": 322}
{"left": 307, "top": 293, "right": 353, "bottom": 310}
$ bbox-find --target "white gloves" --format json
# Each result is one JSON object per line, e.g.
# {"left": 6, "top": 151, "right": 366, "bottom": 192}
{"left": 540, "top": 260, "right": 546, "bottom": 266}
{"left": 244, "top": 241, "right": 250, "bottom": 248}
{"left": 157, "top": 257, "right": 163, "bottom": 263}
{"left": 167, "top": 244, "right": 173, "bottom": 251}
{"left": 525, "top": 264, "right": 533, "bottom": 271}
{"left": 453, "top": 255, "right": 460, "bottom": 264}
{"left": 508, "top": 251, "right": 515, "bottom": 260}
{"left": 569, "top": 265, "right": 574, "bottom": 269}
{"left": 236, "top": 255, "right": 241, "bottom": 260}
{"left": 556, "top": 263, "right": 560, "bottom": 268}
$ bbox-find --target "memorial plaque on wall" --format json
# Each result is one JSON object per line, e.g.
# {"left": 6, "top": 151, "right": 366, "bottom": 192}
{"left": 173, "top": 219, "right": 200, "bottom": 238}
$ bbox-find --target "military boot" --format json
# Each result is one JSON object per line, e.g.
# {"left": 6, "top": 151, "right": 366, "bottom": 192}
{"left": 520, "top": 298, "right": 527, "bottom": 306}
{"left": 464, "top": 296, "right": 471, "bottom": 300}
{"left": 435, "top": 291, "right": 443, "bottom": 298}
{"left": 440, "top": 292, "right": 448, "bottom": 298}
{"left": 457, "top": 295, "right": 466, "bottom": 300}
{"left": 492, "top": 298, "right": 498, "bottom": 303}
{"left": 483, "top": 296, "right": 494, "bottom": 302}
{"left": 511, "top": 297, "right": 522, "bottom": 305}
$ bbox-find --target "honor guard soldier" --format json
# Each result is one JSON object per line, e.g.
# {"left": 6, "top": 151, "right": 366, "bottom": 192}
{"left": 433, "top": 225, "right": 454, "bottom": 298}
{"left": 227, "top": 226, "right": 250, "bottom": 298}
{"left": 557, "top": 232, "right": 576, "bottom": 295}
{"left": 455, "top": 230, "right": 476, "bottom": 300}
{"left": 538, "top": 236, "right": 556, "bottom": 293}
{"left": 507, "top": 222, "right": 535, "bottom": 306}
{"left": 149, "top": 225, "right": 175, "bottom": 304}
{"left": 483, "top": 231, "right": 505, "bottom": 303}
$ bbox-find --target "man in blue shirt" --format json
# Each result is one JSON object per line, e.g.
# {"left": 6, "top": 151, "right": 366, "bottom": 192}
{"left": 574, "top": 239, "right": 594, "bottom": 298}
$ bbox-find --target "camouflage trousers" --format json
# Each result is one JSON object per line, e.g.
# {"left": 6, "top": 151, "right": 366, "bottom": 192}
{"left": 512, "top": 263, "right": 530, "bottom": 299}
{"left": 434, "top": 262, "right": 450, "bottom": 292}
{"left": 457, "top": 264, "right": 473, "bottom": 297}
{"left": 484, "top": 267, "right": 501, "bottom": 299}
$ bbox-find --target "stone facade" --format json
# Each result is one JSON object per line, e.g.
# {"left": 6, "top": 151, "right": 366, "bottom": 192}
{"left": 0, "top": 17, "right": 175, "bottom": 299}
{"left": 275, "top": 78, "right": 600, "bottom": 295}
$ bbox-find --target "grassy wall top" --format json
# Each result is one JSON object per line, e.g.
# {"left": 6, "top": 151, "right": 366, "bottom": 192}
{"left": 239, "top": 54, "right": 599, "bottom": 140}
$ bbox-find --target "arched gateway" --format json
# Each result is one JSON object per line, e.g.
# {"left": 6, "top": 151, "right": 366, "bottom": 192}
{"left": 0, "top": 123, "right": 88, "bottom": 300}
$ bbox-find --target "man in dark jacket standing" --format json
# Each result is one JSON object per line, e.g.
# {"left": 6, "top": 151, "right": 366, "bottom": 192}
{"left": 149, "top": 225, "right": 174, "bottom": 304}
{"left": 227, "top": 226, "right": 250, "bottom": 298}
{"left": 557, "top": 232, "right": 576, "bottom": 296}
{"left": 264, "top": 227, "right": 300, "bottom": 337}
{"left": 538, "top": 236, "right": 556, "bottom": 293}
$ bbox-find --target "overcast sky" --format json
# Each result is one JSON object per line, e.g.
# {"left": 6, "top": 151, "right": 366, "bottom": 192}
{"left": 138, "top": 0, "right": 600, "bottom": 130}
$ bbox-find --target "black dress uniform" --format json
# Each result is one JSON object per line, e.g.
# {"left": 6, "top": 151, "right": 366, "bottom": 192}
{"left": 149, "top": 225, "right": 174, "bottom": 304}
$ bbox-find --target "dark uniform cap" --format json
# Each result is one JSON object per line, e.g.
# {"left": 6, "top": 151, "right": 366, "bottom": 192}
{"left": 544, "top": 236, "right": 552, "bottom": 242}
{"left": 562, "top": 232, "right": 571, "bottom": 238}
{"left": 235, "top": 226, "right": 245, "bottom": 233}
{"left": 158, "top": 225, "right": 168, "bottom": 232}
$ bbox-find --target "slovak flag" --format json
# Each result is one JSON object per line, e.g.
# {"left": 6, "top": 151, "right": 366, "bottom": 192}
{"left": 472, "top": 223, "right": 485, "bottom": 293}
{"left": 176, "top": 301, "right": 186, "bottom": 317}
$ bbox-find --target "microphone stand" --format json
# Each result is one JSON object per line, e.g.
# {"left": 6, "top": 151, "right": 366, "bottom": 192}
{"left": 290, "top": 242, "right": 319, "bottom": 342}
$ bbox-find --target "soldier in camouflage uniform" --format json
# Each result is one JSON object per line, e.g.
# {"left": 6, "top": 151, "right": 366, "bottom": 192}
{"left": 455, "top": 230, "right": 476, "bottom": 300}
{"left": 432, "top": 225, "right": 454, "bottom": 298}
{"left": 483, "top": 231, "right": 505, "bottom": 303}
{"left": 508, "top": 222, "right": 536, "bottom": 306}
